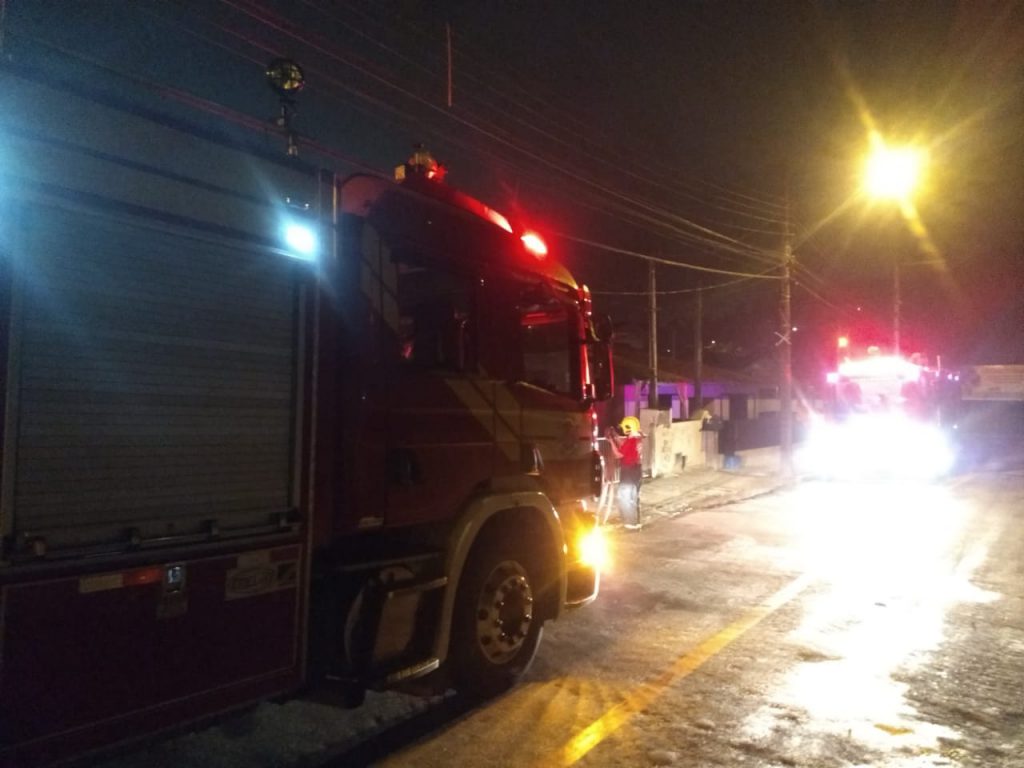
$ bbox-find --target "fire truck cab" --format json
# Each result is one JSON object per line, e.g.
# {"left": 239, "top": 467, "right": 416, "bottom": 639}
{"left": 308, "top": 160, "right": 612, "bottom": 699}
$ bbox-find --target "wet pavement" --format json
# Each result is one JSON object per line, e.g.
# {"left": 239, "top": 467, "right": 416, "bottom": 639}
{"left": 91, "top": 462, "right": 1024, "bottom": 768}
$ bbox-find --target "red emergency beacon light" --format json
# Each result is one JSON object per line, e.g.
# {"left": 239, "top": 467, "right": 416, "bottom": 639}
{"left": 520, "top": 231, "right": 548, "bottom": 259}
{"left": 397, "top": 144, "right": 447, "bottom": 181}
{"left": 395, "top": 145, "right": 547, "bottom": 259}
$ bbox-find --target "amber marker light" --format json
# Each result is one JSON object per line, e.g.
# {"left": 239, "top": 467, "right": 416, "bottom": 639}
{"left": 576, "top": 526, "right": 609, "bottom": 571}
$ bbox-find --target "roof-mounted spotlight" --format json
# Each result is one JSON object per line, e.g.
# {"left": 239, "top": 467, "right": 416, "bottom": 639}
{"left": 266, "top": 58, "right": 305, "bottom": 97}
{"left": 281, "top": 196, "right": 317, "bottom": 261}
{"left": 266, "top": 58, "right": 305, "bottom": 157}
{"left": 284, "top": 222, "right": 317, "bottom": 259}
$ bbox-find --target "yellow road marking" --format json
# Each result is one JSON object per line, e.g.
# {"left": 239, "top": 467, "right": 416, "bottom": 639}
{"left": 875, "top": 723, "right": 914, "bottom": 736}
{"left": 541, "top": 572, "right": 815, "bottom": 767}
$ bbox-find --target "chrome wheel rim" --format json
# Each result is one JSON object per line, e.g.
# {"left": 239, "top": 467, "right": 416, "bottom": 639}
{"left": 473, "top": 560, "right": 534, "bottom": 664}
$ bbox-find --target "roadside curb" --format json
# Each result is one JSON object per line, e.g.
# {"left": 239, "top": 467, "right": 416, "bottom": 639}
{"left": 645, "top": 483, "right": 785, "bottom": 519}
{"left": 598, "top": 471, "right": 798, "bottom": 531}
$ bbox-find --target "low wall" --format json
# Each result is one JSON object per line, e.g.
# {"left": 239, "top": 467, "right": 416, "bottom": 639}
{"left": 716, "top": 445, "right": 780, "bottom": 473}
{"left": 647, "top": 418, "right": 714, "bottom": 478}
{"left": 623, "top": 410, "right": 783, "bottom": 479}
{"left": 717, "top": 416, "right": 779, "bottom": 454}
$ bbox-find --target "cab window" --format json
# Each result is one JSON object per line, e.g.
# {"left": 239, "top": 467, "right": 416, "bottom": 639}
{"left": 393, "top": 249, "right": 472, "bottom": 371}
{"left": 518, "top": 291, "right": 573, "bottom": 395}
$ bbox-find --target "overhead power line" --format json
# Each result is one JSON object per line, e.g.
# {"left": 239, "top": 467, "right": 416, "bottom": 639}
{"left": 326, "top": 0, "right": 788, "bottom": 215}
{"left": 555, "top": 234, "right": 783, "bottom": 279}
{"left": 227, "top": 0, "right": 790, "bottom": 238}
{"left": 591, "top": 273, "right": 771, "bottom": 295}
{"left": 794, "top": 279, "right": 847, "bottom": 312}
{"left": 24, "top": 5, "right": 791, "bottom": 291}
{"left": 204, "top": 1, "right": 782, "bottom": 262}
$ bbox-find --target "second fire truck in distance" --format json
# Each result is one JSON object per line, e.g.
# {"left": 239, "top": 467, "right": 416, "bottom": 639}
{"left": 799, "top": 346, "right": 955, "bottom": 480}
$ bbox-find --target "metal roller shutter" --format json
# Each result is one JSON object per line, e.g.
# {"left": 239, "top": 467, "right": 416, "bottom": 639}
{"left": 10, "top": 207, "right": 301, "bottom": 552}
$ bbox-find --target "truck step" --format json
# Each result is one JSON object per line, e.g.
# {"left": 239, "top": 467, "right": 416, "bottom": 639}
{"left": 332, "top": 550, "right": 442, "bottom": 574}
{"left": 383, "top": 656, "right": 441, "bottom": 684}
{"left": 385, "top": 575, "right": 447, "bottom": 600}
{"left": 325, "top": 655, "right": 441, "bottom": 690}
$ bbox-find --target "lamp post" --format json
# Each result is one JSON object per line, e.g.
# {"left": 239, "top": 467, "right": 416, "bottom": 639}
{"left": 780, "top": 234, "right": 794, "bottom": 478}
{"left": 862, "top": 136, "right": 927, "bottom": 356}
{"left": 893, "top": 261, "right": 901, "bottom": 356}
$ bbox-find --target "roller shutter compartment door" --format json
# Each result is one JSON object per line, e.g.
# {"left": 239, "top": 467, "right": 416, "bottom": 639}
{"left": 11, "top": 208, "right": 300, "bottom": 552}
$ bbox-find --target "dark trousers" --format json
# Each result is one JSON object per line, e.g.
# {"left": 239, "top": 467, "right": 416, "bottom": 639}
{"left": 617, "top": 463, "right": 642, "bottom": 525}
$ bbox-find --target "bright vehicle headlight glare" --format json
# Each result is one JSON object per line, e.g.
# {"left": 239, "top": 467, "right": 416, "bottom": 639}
{"left": 798, "top": 414, "right": 954, "bottom": 481}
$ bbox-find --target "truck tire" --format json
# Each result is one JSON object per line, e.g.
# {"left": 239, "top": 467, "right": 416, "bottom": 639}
{"left": 451, "top": 533, "right": 545, "bottom": 698}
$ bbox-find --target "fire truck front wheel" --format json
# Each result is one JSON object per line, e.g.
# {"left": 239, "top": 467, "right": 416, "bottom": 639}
{"left": 451, "top": 533, "right": 546, "bottom": 698}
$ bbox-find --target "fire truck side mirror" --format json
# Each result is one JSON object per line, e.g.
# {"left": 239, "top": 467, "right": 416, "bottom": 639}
{"left": 589, "top": 339, "right": 614, "bottom": 402}
{"left": 441, "top": 314, "right": 468, "bottom": 372}
{"left": 588, "top": 314, "right": 614, "bottom": 403}
{"left": 594, "top": 314, "right": 613, "bottom": 342}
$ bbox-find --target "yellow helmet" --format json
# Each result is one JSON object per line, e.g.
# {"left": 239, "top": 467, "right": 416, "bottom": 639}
{"left": 620, "top": 416, "right": 640, "bottom": 434}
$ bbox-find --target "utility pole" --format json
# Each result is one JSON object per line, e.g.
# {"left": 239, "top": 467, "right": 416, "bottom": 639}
{"left": 694, "top": 281, "right": 703, "bottom": 414}
{"left": 648, "top": 260, "right": 658, "bottom": 409}
{"left": 779, "top": 219, "right": 794, "bottom": 478}
{"left": 893, "top": 260, "right": 901, "bottom": 356}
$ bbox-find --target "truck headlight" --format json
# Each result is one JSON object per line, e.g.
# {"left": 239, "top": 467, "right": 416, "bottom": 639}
{"left": 576, "top": 526, "right": 609, "bottom": 570}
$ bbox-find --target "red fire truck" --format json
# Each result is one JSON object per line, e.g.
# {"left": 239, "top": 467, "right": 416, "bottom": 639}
{"left": 0, "top": 63, "right": 611, "bottom": 764}
{"left": 801, "top": 348, "right": 954, "bottom": 479}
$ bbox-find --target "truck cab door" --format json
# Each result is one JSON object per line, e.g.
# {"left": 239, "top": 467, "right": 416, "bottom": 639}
{"left": 372, "top": 240, "right": 492, "bottom": 528}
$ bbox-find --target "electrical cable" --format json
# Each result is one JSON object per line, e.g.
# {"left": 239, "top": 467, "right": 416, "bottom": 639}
{"left": 10, "top": 25, "right": 779, "bottom": 292}
{"left": 554, "top": 233, "right": 782, "bottom": 279}
{"left": 207, "top": 0, "right": 783, "bottom": 261}
{"left": 794, "top": 279, "right": 848, "bottom": 312}
{"left": 213, "top": 0, "right": 786, "bottom": 250}
{"left": 10, "top": 29, "right": 383, "bottom": 177}
{"left": 332, "top": 0, "right": 790, "bottom": 215}
{"left": 21, "top": 7, "right": 789, "bottom": 288}
{"left": 281, "top": 0, "right": 791, "bottom": 222}
{"left": 591, "top": 271, "right": 776, "bottom": 295}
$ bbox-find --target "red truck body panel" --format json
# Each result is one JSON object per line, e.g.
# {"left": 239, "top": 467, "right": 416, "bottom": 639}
{"left": 1, "top": 545, "right": 303, "bottom": 765}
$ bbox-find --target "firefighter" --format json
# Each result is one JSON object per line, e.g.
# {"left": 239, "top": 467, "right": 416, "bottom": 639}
{"left": 606, "top": 416, "right": 644, "bottom": 530}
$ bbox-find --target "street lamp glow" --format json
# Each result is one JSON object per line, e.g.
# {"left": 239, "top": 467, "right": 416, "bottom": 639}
{"left": 864, "top": 141, "right": 927, "bottom": 202}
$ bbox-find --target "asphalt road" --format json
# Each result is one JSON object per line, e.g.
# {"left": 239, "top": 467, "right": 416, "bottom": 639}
{"left": 100, "top": 468, "right": 1024, "bottom": 768}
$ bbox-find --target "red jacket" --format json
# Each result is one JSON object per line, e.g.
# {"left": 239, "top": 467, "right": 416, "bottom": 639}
{"left": 619, "top": 435, "right": 642, "bottom": 467}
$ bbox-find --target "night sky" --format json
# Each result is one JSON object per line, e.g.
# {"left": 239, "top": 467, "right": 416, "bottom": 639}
{"left": 11, "top": 1, "right": 1024, "bottom": 378}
